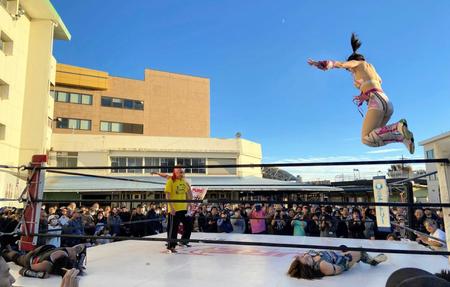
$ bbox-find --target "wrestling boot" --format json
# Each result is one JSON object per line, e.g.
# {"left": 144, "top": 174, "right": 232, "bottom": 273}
{"left": 360, "top": 251, "right": 387, "bottom": 266}
{"left": 397, "top": 119, "right": 415, "bottom": 154}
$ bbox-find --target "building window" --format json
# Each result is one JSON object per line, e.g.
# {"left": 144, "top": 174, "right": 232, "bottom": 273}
{"left": 81, "top": 94, "right": 92, "bottom": 105}
{"left": 111, "top": 157, "right": 143, "bottom": 173}
{"left": 111, "top": 156, "right": 207, "bottom": 174}
{"left": 160, "top": 158, "right": 175, "bottom": 173}
{"left": 0, "top": 78, "right": 9, "bottom": 99}
{"left": 191, "top": 158, "right": 206, "bottom": 174}
{"left": 175, "top": 158, "right": 206, "bottom": 174}
{"left": 101, "top": 96, "right": 144, "bottom": 110}
{"left": 55, "top": 91, "right": 92, "bottom": 105}
{"left": 0, "top": 31, "right": 13, "bottom": 56}
{"left": 56, "top": 152, "right": 78, "bottom": 167}
{"left": 111, "top": 157, "right": 127, "bottom": 173}
{"left": 144, "top": 157, "right": 160, "bottom": 173}
{"left": 127, "top": 157, "right": 142, "bottom": 173}
{"left": 425, "top": 149, "right": 434, "bottom": 159}
{"left": 429, "top": 173, "right": 438, "bottom": 181}
{"left": 100, "top": 121, "right": 143, "bottom": 134}
{"left": 0, "top": 123, "right": 5, "bottom": 140}
{"left": 56, "top": 118, "right": 91, "bottom": 130}
{"left": 177, "top": 158, "right": 192, "bottom": 173}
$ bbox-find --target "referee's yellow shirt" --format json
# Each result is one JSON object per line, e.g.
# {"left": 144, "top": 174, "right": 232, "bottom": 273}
{"left": 164, "top": 178, "right": 189, "bottom": 212}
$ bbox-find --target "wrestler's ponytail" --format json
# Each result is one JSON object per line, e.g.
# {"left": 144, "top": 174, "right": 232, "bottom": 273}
{"left": 347, "top": 33, "right": 365, "bottom": 61}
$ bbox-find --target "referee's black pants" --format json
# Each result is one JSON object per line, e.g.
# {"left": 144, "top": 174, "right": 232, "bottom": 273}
{"left": 167, "top": 210, "right": 192, "bottom": 249}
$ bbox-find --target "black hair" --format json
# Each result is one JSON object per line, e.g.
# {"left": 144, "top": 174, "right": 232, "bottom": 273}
{"left": 347, "top": 33, "right": 365, "bottom": 61}
{"left": 287, "top": 259, "right": 324, "bottom": 280}
{"left": 51, "top": 256, "right": 75, "bottom": 276}
{"left": 435, "top": 270, "right": 450, "bottom": 282}
{"left": 386, "top": 233, "right": 399, "bottom": 240}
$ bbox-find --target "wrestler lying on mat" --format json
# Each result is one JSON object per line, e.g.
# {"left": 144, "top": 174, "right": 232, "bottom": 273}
{"left": 287, "top": 249, "right": 387, "bottom": 279}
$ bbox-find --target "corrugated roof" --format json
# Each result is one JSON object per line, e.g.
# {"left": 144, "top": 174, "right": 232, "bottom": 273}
{"left": 44, "top": 176, "right": 343, "bottom": 192}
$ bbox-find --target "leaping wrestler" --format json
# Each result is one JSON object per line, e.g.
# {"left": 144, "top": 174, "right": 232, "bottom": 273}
{"left": 308, "top": 33, "right": 415, "bottom": 154}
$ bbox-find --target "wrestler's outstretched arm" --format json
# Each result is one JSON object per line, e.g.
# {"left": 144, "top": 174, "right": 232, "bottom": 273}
{"left": 307, "top": 59, "right": 360, "bottom": 70}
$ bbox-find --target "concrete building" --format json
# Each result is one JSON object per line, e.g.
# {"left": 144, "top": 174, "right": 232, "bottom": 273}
{"left": 420, "top": 131, "right": 450, "bottom": 203}
{"left": 0, "top": 0, "right": 70, "bottom": 203}
{"left": 47, "top": 63, "right": 261, "bottom": 200}
{"left": 53, "top": 64, "right": 209, "bottom": 138}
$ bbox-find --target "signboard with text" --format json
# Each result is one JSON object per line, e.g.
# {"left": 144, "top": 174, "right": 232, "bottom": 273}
{"left": 373, "top": 176, "right": 391, "bottom": 232}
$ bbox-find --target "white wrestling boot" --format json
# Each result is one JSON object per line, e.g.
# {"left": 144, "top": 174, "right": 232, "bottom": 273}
{"left": 397, "top": 119, "right": 415, "bottom": 154}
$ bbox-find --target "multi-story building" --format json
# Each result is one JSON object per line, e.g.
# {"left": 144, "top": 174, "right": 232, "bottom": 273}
{"left": 0, "top": 0, "right": 70, "bottom": 203}
{"left": 52, "top": 63, "right": 209, "bottom": 138}
{"left": 420, "top": 131, "right": 450, "bottom": 203}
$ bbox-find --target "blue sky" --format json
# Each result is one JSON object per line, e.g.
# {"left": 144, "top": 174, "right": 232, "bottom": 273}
{"left": 52, "top": 1, "right": 450, "bottom": 180}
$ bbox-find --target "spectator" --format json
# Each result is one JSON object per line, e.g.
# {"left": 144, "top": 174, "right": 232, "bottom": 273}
{"left": 250, "top": 204, "right": 266, "bottom": 234}
{"left": 306, "top": 214, "right": 320, "bottom": 237}
{"left": 94, "top": 211, "right": 107, "bottom": 236}
{"left": 65, "top": 209, "right": 83, "bottom": 246}
{"left": 145, "top": 206, "right": 160, "bottom": 235}
{"left": 107, "top": 207, "right": 122, "bottom": 236}
{"left": 205, "top": 207, "right": 220, "bottom": 233}
{"left": 386, "top": 233, "right": 398, "bottom": 241}
{"left": 59, "top": 208, "right": 70, "bottom": 226}
{"left": 335, "top": 210, "right": 349, "bottom": 238}
{"left": 217, "top": 210, "right": 233, "bottom": 233}
{"left": 231, "top": 208, "right": 246, "bottom": 234}
{"left": 424, "top": 208, "right": 438, "bottom": 221}
{"left": 348, "top": 209, "right": 365, "bottom": 239}
{"left": 416, "top": 219, "right": 446, "bottom": 248}
{"left": 81, "top": 207, "right": 95, "bottom": 236}
{"left": 291, "top": 213, "right": 307, "bottom": 236}
{"left": 271, "top": 209, "right": 286, "bottom": 235}
{"left": 119, "top": 206, "right": 131, "bottom": 236}
{"left": 411, "top": 209, "right": 426, "bottom": 239}
{"left": 364, "top": 208, "right": 376, "bottom": 240}
{"left": 196, "top": 206, "right": 207, "bottom": 232}
{"left": 130, "top": 205, "right": 146, "bottom": 237}
{"left": 319, "top": 206, "right": 334, "bottom": 237}
{"left": 47, "top": 215, "right": 62, "bottom": 248}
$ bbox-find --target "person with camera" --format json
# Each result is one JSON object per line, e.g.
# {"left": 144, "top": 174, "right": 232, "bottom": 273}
{"left": 271, "top": 209, "right": 286, "bottom": 235}
{"left": 292, "top": 213, "right": 308, "bottom": 236}
{"left": 250, "top": 204, "right": 266, "bottom": 234}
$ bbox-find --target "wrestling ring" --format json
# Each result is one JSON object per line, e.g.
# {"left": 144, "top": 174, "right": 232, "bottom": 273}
{"left": 0, "top": 155, "right": 449, "bottom": 287}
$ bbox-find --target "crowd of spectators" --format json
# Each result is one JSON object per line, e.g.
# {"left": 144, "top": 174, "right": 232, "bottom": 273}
{"left": 0, "top": 202, "right": 446, "bottom": 250}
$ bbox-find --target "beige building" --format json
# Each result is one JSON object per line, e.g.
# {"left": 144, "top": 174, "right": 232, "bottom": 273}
{"left": 53, "top": 64, "right": 210, "bottom": 138}
{"left": 420, "top": 131, "right": 450, "bottom": 203}
{"left": 49, "top": 133, "right": 262, "bottom": 178}
{"left": 0, "top": 0, "right": 70, "bottom": 203}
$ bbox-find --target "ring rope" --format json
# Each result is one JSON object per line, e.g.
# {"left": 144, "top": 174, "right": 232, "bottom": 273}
{"left": 21, "top": 158, "right": 450, "bottom": 171}
{"left": 26, "top": 232, "right": 450, "bottom": 256}
{"left": 46, "top": 169, "right": 312, "bottom": 187}
{"left": 30, "top": 198, "right": 450, "bottom": 208}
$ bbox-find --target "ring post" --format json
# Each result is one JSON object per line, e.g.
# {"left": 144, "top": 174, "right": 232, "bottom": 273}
{"left": 435, "top": 145, "right": 450, "bottom": 264}
{"left": 19, "top": 154, "right": 47, "bottom": 251}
